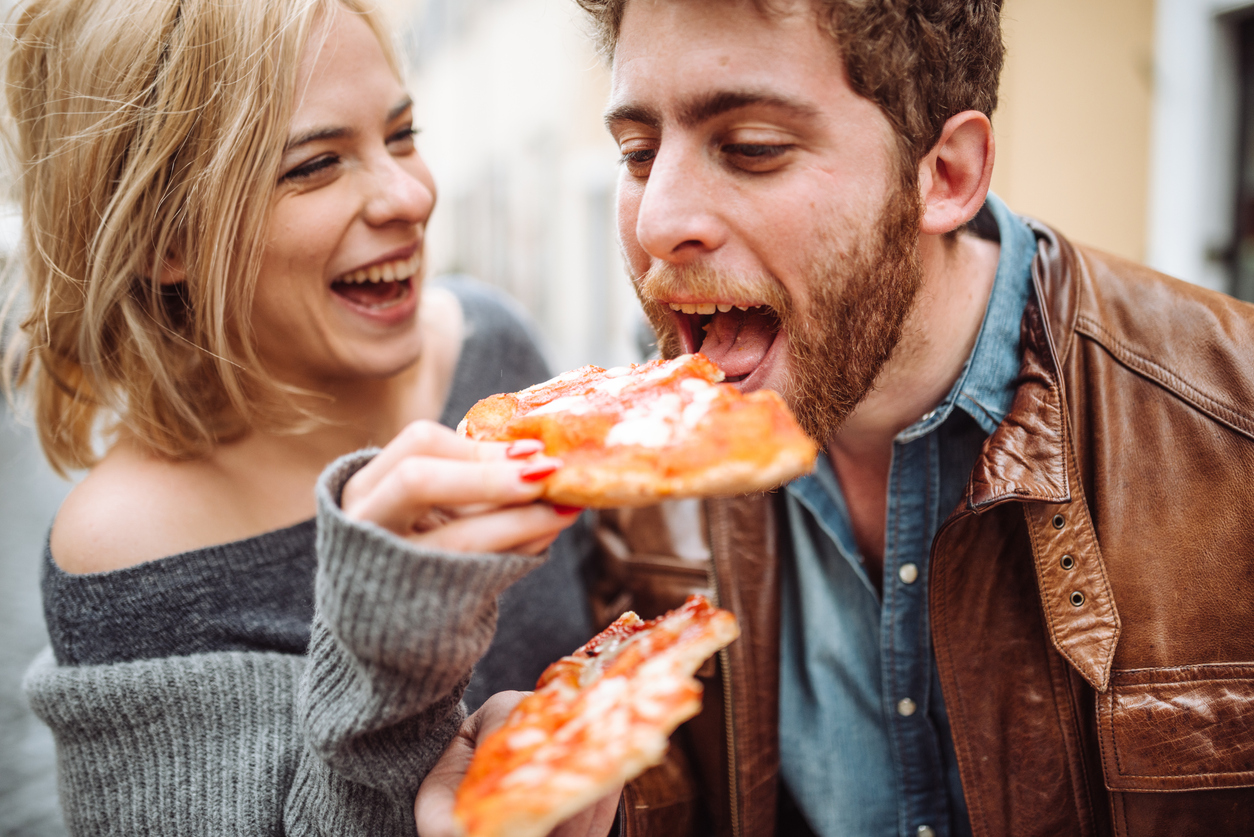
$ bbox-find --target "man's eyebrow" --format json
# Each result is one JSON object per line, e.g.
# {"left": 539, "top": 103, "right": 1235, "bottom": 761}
{"left": 604, "top": 103, "right": 661, "bottom": 131}
{"left": 604, "top": 91, "right": 819, "bottom": 133}
{"left": 284, "top": 96, "right": 414, "bottom": 152}
{"left": 677, "top": 90, "right": 820, "bottom": 128}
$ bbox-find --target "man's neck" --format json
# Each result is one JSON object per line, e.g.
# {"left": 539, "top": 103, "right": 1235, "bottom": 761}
{"left": 827, "top": 229, "right": 1002, "bottom": 581}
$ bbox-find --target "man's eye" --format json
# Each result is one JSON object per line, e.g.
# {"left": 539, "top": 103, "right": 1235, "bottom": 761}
{"left": 619, "top": 148, "right": 656, "bottom": 175}
{"left": 723, "top": 143, "right": 790, "bottom": 161}
{"left": 282, "top": 154, "right": 338, "bottom": 182}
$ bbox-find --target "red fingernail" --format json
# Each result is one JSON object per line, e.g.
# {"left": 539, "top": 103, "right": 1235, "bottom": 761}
{"left": 520, "top": 462, "right": 558, "bottom": 482}
{"left": 552, "top": 504, "right": 583, "bottom": 515}
{"left": 507, "top": 440, "right": 545, "bottom": 459}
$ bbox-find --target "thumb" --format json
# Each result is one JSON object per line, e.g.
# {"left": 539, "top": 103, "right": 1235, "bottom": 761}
{"left": 415, "top": 691, "right": 530, "bottom": 837}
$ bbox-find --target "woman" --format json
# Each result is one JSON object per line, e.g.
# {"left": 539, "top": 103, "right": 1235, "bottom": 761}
{"left": 5, "top": 0, "right": 604, "bottom": 833}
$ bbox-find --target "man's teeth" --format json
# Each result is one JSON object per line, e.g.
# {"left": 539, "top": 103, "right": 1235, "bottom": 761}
{"left": 338, "top": 251, "right": 423, "bottom": 284}
{"left": 668, "top": 302, "right": 759, "bottom": 314}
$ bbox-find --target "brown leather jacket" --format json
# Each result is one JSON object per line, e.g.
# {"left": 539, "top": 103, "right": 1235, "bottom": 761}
{"left": 591, "top": 223, "right": 1254, "bottom": 836}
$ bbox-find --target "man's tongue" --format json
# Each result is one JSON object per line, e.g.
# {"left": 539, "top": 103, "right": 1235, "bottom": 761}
{"left": 698, "top": 308, "right": 777, "bottom": 379}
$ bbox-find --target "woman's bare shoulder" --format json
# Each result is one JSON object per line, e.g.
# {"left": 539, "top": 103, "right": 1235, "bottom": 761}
{"left": 49, "top": 441, "right": 245, "bottom": 575}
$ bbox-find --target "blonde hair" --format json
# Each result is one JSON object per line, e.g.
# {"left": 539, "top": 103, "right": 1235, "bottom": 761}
{"left": 2, "top": 0, "right": 399, "bottom": 475}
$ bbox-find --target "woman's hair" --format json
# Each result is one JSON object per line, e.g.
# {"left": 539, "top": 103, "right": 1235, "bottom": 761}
{"left": 2, "top": 0, "right": 398, "bottom": 475}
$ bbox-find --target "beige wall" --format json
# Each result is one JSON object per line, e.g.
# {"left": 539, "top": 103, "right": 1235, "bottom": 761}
{"left": 992, "top": 0, "right": 1156, "bottom": 262}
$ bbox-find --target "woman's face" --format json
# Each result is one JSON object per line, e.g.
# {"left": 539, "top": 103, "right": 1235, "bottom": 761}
{"left": 253, "top": 5, "right": 437, "bottom": 388}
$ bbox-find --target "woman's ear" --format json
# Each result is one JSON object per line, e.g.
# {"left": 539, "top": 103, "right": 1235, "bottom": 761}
{"left": 916, "top": 110, "right": 995, "bottom": 236}
{"left": 153, "top": 250, "right": 186, "bottom": 286}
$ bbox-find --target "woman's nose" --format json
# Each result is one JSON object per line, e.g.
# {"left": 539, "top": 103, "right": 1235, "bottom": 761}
{"left": 363, "top": 153, "right": 437, "bottom": 227}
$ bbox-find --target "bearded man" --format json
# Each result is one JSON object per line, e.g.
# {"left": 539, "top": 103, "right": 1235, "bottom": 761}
{"left": 417, "top": 1, "right": 1254, "bottom": 836}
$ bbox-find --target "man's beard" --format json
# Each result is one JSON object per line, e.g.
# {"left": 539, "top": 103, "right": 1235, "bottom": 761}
{"left": 634, "top": 176, "right": 923, "bottom": 444}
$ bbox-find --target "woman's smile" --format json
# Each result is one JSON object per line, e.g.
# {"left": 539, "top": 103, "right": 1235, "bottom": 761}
{"left": 330, "top": 245, "right": 423, "bottom": 324}
{"left": 254, "top": 5, "right": 437, "bottom": 385}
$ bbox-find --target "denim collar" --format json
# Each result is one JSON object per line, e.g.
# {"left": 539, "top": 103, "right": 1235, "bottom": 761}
{"left": 895, "top": 193, "right": 1037, "bottom": 443}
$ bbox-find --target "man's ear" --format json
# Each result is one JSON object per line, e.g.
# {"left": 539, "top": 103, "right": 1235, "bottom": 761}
{"left": 916, "top": 110, "right": 995, "bottom": 236}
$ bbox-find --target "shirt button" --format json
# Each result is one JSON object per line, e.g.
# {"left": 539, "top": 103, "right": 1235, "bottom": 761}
{"left": 897, "top": 697, "right": 917, "bottom": 717}
{"left": 917, "top": 827, "right": 936, "bottom": 837}
{"left": 899, "top": 562, "right": 919, "bottom": 584}
{"left": 920, "top": 409, "right": 937, "bottom": 422}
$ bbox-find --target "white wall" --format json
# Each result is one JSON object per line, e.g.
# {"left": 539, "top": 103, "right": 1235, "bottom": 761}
{"left": 1147, "top": 0, "right": 1254, "bottom": 291}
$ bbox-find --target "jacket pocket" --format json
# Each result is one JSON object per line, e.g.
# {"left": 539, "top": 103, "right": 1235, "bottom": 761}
{"left": 1098, "top": 663, "right": 1254, "bottom": 791}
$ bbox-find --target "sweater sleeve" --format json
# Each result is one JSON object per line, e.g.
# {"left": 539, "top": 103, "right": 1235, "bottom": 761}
{"left": 285, "top": 448, "right": 547, "bottom": 835}
{"left": 25, "top": 450, "right": 546, "bottom": 837}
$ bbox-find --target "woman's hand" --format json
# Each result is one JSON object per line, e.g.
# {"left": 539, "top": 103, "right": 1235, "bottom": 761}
{"left": 340, "top": 421, "right": 580, "bottom": 555}
{"left": 414, "top": 691, "right": 622, "bottom": 837}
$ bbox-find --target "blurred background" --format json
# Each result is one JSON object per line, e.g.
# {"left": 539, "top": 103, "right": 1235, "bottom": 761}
{"left": 4, "top": 0, "right": 1254, "bottom": 833}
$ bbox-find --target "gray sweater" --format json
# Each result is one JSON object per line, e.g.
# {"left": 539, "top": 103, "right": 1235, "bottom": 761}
{"left": 24, "top": 279, "right": 594, "bottom": 836}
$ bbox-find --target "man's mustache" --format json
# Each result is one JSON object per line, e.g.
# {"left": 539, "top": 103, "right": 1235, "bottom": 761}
{"left": 633, "top": 261, "right": 792, "bottom": 317}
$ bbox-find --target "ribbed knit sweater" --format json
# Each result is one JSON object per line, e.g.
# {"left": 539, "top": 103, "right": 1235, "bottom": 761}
{"left": 23, "top": 279, "right": 595, "bottom": 836}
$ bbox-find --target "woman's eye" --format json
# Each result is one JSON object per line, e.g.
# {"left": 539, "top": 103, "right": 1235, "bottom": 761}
{"left": 619, "top": 148, "right": 656, "bottom": 176}
{"left": 282, "top": 154, "right": 338, "bottom": 182}
{"left": 388, "top": 125, "right": 418, "bottom": 149}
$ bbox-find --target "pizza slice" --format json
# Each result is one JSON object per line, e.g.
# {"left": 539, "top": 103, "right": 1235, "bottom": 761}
{"left": 458, "top": 353, "right": 817, "bottom": 507}
{"left": 453, "top": 595, "right": 739, "bottom": 837}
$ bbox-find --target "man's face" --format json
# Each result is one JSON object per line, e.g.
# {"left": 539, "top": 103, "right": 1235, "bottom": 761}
{"left": 608, "top": 0, "right": 923, "bottom": 442}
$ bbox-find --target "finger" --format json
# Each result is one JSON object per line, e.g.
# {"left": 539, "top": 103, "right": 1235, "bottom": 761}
{"left": 348, "top": 421, "right": 517, "bottom": 502}
{"left": 549, "top": 787, "right": 623, "bottom": 837}
{"left": 513, "top": 531, "right": 563, "bottom": 556}
{"left": 414, "top": 734, "right": 473, "bottom": 837}
{"left": 474, "top": 690, "right": 529, "bottom": 735}
{"left": 347, "top": 456, "right": 562, "bottom": 532}
{"left": 413, "top": 503, "right": 581, "bottom": 555}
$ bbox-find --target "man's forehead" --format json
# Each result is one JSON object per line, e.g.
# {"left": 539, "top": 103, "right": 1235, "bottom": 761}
{"left": 607, "top": 0, "right": 842, "bottom": 129}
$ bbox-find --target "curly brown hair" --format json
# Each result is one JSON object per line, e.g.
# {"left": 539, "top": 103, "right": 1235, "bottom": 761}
{"left": 574, "top": 0, "right": 1004, "bottom": 162}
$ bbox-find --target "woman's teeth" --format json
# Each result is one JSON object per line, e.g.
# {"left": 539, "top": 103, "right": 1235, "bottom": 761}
{"left": 668, "top": 302, "right": 758, "bottom": 314}
{"left": 338, "top": 250, "right": 423, "bottom": 284}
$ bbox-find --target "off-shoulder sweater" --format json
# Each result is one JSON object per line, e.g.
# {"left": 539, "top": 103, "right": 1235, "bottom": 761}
{"left": 24, "top": 279, "right": 595, "bottom": 836}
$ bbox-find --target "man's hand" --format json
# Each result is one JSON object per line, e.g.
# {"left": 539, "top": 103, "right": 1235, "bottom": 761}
{"left": 415, "top": 691, "right": 622, "bottom": 837}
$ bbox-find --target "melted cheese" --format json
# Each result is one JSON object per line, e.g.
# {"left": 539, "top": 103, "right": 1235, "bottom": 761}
{"left": 605, "top": 393, "right": 682, "bottom": 447}
{"left": 529, "top": 394, "right": 593, "bottom": 417}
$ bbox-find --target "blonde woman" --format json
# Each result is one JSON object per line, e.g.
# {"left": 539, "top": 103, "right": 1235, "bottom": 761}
{"left": 6, "top": 0, "right": 606, "bottom": 833}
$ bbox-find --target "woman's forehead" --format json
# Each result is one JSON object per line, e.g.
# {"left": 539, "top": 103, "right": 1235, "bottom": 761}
{"left": 288, "top": 6, "right": 405, "bottom": 139}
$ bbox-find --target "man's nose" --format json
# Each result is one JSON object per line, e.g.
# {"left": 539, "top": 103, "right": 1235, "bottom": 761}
{"left": 363, "top": 155, "right": 436, "bottom": 228}
{"left": 634, "top": 146, "right": 727, "bottom": 262}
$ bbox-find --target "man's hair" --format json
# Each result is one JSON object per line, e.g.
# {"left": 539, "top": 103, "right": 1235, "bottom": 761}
{"left": 2, "top": 0, "right": 398, "bottom": 475}
{"left": 575, "top": 0, "right": 1004, "bottom": 162}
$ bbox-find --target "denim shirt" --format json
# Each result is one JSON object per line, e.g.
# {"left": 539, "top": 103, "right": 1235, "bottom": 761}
{"left": 778, "top": 194, "right": 1037, "bottom": 837}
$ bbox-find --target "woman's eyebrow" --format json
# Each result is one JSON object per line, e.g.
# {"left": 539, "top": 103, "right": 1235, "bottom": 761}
{"left": 284, "top": 96, "right": 414, "bottom": 152}
{"left": 285, "top": 125, "right": 350, "bottom": 152}
{"left": 387, "top": 96, "right": 413, "bottom": 123}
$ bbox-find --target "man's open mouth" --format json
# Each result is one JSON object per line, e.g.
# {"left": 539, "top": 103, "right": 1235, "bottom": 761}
{"left": 664, "top": 301, "right": 782, "bottom": 382}
{"left": 330, "top": 250, "right": 422, "bottom": 310}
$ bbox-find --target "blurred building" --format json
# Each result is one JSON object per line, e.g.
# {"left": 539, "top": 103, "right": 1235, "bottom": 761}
{"left": 399, "top": 0, "right": 634, "bottom": 371}
{"left": 400, "top": 0, "right": 1254, "bottom": 371}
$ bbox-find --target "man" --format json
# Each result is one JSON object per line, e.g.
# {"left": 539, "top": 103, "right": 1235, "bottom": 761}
{"left": 420, "top": 1, "right": 1254, "bottom": 835}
